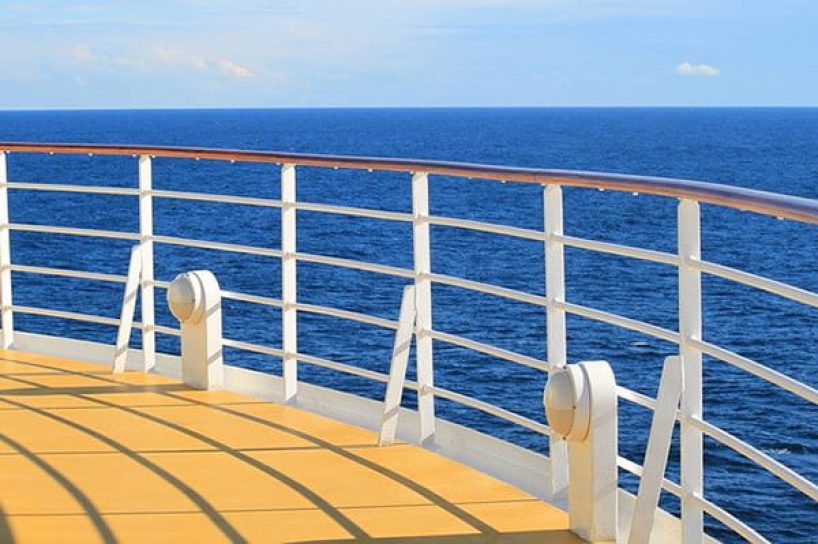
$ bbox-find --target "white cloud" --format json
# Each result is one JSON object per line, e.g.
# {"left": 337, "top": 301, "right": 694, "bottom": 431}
{"left": 216, "top": 59, "right": 252, "bottom": 78}
{"left": 676, "top": 61, "right": 720, "bottom": 77}
{"left": 70, "top": 44, "right": 253, "bottom": 79}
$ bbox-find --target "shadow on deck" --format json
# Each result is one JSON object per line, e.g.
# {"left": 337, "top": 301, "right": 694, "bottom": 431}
{"left": 0, "top": 350, "right": 578, "bottom": 543}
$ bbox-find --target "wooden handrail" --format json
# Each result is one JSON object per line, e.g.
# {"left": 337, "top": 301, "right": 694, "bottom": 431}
{"left": 1, "top": 141, "right": 816, "bottom": 224}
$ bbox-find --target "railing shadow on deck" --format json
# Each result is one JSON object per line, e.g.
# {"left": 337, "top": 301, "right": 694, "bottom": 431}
{"left": 0, "top": 354, "right": 578, "bottom": 544}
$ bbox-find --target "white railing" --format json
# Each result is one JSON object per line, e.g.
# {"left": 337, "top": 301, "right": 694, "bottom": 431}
{"left": 0, "top": 143, "right": 816, "bottom": 543}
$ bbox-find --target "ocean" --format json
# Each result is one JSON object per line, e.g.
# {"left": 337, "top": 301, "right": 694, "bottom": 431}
{"left": 1, "top": 108, "right": 816, "bottom": 542}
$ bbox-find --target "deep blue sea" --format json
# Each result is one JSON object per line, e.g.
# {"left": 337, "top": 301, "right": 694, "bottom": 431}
{"left": 0, "top": 108, "right": 815, "bottom": 542}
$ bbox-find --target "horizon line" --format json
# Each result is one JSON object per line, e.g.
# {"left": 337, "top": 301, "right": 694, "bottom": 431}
{"left": 2, "top": 104, "right": 818, "bottom": 113}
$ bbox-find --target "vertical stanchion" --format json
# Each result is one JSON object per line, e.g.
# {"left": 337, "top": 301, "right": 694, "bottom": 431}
{"left": 281, "top": 163, "right": 298, "bottom": 403}
{"left": 378, "top": 285, "right": 417, "bottom": 446}
{"left": 138, "top": 155, "right": 155, "bottom": 371}
{"left": 0, "top": 152, "right": 13, "bottom": 349}
{"left": 112, "top": 246, "right": 143, "bottom": 374}
{"left": 678, "top": 199, "right": 703, "bottom": 543}
{"left": 544, "top": 183, "right": 569, "bottom": 502}
{"left": 412, "top": 171, "right": 435, "bottom": 444}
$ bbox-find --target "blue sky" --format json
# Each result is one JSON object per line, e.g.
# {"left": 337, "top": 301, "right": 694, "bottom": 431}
{"left": 0, "top": 0, "right": 816, "bottom": 109}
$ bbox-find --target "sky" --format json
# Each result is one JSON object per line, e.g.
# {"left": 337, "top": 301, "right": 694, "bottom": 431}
{"left": 0, "top": 0, "right": 816, "bottom": 109}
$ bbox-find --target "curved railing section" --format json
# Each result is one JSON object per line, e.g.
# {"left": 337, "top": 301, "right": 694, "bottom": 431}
{"left": 0, "top": 142, "right": 816, "bottom": 544}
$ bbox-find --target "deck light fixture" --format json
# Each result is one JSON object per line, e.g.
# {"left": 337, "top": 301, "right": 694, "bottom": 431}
{"left": 167, "top": 270, "right": 224, "bottom": 390}
{"left": 545, "top": 361, "right": 618, "bottom": 542}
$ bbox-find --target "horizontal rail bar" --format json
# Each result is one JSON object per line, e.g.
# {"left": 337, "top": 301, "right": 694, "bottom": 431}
{"left": 558, "top": 301, "right": 681, "bottom": 344}
{"left": 689, "top": 416, "right": 818, "bottom": 502}
{"left": 691, "top": 258, "right": 818, "bottom": 309}
{"left": 692, "top": 339, "right": 818, "bottom": 405}
{"left": 222, "top": 338, "right": 284, "bottom": 358}
{"left": 151, "top": 324, "right": 180, "bottom": 337}
{"left": 617, "top": 386, "right": 658, "bottom": 411}
{"left": 432, "top": 385, "right": 551, "bottom": 435}
{"left": 690, "top": 494, "right": 769, "bottom": 544}
{"left": 9, "top": 223, "right": 140, "bottom": 241}
{"left": 9, "top": 264, "right": 127, "bottom": 284}
{"left": 297, "top": 201, "right": 413, "bottom": 222}
{"left": 152, "top": 235, "right": 282, "bottom": 258}
{"left": 9, "top": 305, "right": 119, "bottom": 327}
{"left": 427, "top": 216, "right": 545, "bottom": 241}
{"left": 155, "top": 279, "right": 398, "bottom": 331}
{"left": 6, "top": 181, "right": 139, "bottom": 196}
{"left": 426, "top": 272, "right": 549, "bottom": 307}
{"left": 150, "top": 189, "right": 282, "bottom": 208}
{"left": 2, "top": 142, "right": 815, "bottom": 224}
{"left": 220, "top": 290, "right": 283, "bottom": 309}
{"left": 295, "top": 351, "right": 392, "bottom": 383}
{"left": 617, "top": 456, "right": 683, "bottom": 498}
{"left": 559, "top": 235, "right": 678, "bottom": 266}
{"left": 428, "top": 329, "right": 548, "bottom": 371}
{"left": 295, "top": 302, "right": 399, "bottom": 330}
{"left": 295, "top": 252, "right": 414, "bottom": 278}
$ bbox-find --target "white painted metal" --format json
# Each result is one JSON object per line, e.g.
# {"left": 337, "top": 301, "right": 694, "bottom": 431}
{"left": 222, "top": 337, "right": 283, "bottom": 358}
{"left": 545, "top": 184, "right": 569, "bottom": 501}
{"left": 112, "top": 246, "right": 143, "bottom": 373}
{"left": 0, "top": 152, "right": 13, "bottom": 348}
{"left": 678, "top": 198, "right": 703, "bottom": 543}
{"left": 689, "top": 494, "right": 770, "bottom": 544}
{"left": 167, "top": 270, "right": 224, "bottom": 390}
{"left": 11, "top": 264, "right": 127, "bottom": 284}
{"left": 433, "top": 385, "right": 550, "bottom": 435}
{"left": 9, "top": 223, "right": 139, "bottom": 240}
{"left": 138, "top": 155, "right": 156, "bottom": 371}
{"left": 427, "top": 271, "right": 548, "bottom": 306}
{"left": 152, "top": 324, "right": 180, "bottom": 337}
{"left": 152, "top": 234, "right": 283, "bottom": 258}
{"left": 691, "top": 257, "right": 818, "bottom": 308}
{"left": 428, "top": 329, "right": 549, "bottom": 371}
{"left": 412, "top": 171, "right": 435, "bottom": 444}
{"left": 545, "top": 361, "right": 618, "bottom": 542}
{"left": 11, "top": 305, "right": 120, "bottom": 327}
{"left": 7, "top": 181, "right": 139, "bottom": 196}
{"left": 379, "top": 285, "right": 417, "bottom": 446}
{"left": 559, "top": 301, "right": 681, "bottom": 344}
{"left": 296, "top": 351, "right": 392, "bottom": 383}
{"left": 296, "top": 302, "right": 399, "bottom": 331}
{"left": 629, "top": 356, "right": 683, "bottom": 544}
{"left": 297, "top": 201, "right": 412, "bottom": 222}
{"left": 220, "top": 290, "right": 283, "bottom": 309}
{"left": 559, "top": 234, "right": 678, "bottom": 266}
{"left": 690, "top": 416, "right": 818, "bottom": 501}
{"left": 428, "top": 215, "right": 545, "bottom": 241}
{"left": 617, "top": 385, "right": 661, "bottom": 411}
{"left": 150, "top": 189, "right": 282, "bottom": 208}
{"left": 296, "top": 251, "right": 413, "bottom": 278}
{"left": 692, "top": 338, "right": 818, "bottom": 405}
{"left": 618, "top": 456, "right": 684, "bottom": 498}
{"left": 281, "top": 163, "right": 298, "bottom": 402}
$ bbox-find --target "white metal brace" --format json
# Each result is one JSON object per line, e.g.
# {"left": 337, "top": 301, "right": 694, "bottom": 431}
{"left": 378, "top": 285, "right": 417, "bottom": 446}
{"left": 112, "top": 245, "right": 143, "bottom": 374}
{"left": 628, "top": 355, "right": 684, "bottom": 544}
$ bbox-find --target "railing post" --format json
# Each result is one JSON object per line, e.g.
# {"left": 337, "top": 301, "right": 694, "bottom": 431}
{"left": 412, "top": 171, "right": 435, "bottom": 444}
{"left": 138, "top": 155, "right": 155, "bottom": 371}
{"left": 281, "top": 163, "right": 298, "bottom": 402}
{"left": 545, "top": 183, "right": 569, "bottom": 502}
{"left": 678, "top": 199, "right": 703, "bottom": 542}
{"left": 0, "top": 152, "right": 13, "bottom": 349}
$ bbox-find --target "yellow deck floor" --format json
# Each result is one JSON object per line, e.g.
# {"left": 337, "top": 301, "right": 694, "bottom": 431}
{"left": 0, "top": 350, "right": 578, "bottom": 544}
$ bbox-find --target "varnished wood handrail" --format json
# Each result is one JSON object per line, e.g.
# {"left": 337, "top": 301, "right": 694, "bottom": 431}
{"left": 1, "top": 141, "right": 816, "bottom": 224}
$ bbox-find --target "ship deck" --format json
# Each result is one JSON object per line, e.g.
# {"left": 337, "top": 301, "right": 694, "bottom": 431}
{"left": 0, "top": 350, "right": 577, "bottom": 544}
